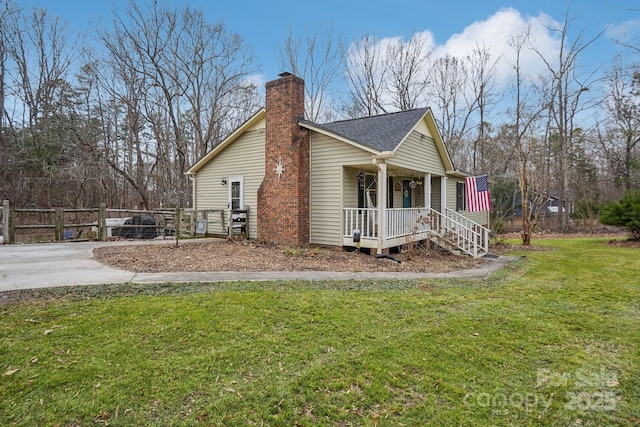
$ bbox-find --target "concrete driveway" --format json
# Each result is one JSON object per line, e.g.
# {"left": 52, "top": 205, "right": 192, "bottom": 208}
{"left": 0, "top": 240, "right": 515, "bottom": 292}
{"left": 0, "top": 241, "right": 138, "bottom": 291}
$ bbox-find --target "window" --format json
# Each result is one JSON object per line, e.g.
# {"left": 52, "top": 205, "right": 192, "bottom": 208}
{"left": 456, "top": 181, "right": 466, "bottom": 211}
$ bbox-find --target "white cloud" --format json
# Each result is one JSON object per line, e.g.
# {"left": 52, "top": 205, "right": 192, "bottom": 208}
{"left": 433, "top": 8, "right": 561, "bottom": 87}
{"left": 348, "top": 8, "right": 562, "bottom": 90}
{"left": 245, "top": 73, "right": 266, "bottom": 89}
{"left": 606, "top": 19, "right": 640, "bottom": 44}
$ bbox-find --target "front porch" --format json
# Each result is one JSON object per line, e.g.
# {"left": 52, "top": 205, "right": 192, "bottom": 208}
{"left": 342, "top": 207, "right": 489, "bottom": 258}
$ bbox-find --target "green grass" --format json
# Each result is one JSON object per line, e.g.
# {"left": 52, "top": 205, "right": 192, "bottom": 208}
{"left": 1, "top": 238, "right": 638, "bottom": 426}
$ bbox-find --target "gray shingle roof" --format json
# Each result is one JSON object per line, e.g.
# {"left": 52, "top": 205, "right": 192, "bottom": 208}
{"left": 302, "top": 108, "right": 429, "bottom": 152}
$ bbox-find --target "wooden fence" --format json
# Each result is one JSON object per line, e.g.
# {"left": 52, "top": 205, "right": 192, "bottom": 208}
{"left": 0, "top": 200, "right": 230, "bottom": 244}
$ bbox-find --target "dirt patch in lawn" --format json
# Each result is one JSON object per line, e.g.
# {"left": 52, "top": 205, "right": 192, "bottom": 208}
{"left": 93, "top": 239, "right": 482, "bottom": 273}
{"left": 604, "top": 238, "right": 640, "bottom": 249}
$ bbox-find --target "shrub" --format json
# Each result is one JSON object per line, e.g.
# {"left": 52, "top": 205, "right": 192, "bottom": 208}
{"left": 572, "top": 197, "right": 602, "bottom": 233}
{"left": 491, "top": 217, "right": 506, "bottom": 234}
{"left": 599, "top": 191, "right": 640, "bottom": 240}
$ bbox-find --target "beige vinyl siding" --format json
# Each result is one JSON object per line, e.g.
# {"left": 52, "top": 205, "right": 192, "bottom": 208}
{"left": 446, "top": 178, "right": 458, "bottom": 212}
{"left": 310, "top": 132, "right": 372, "bottom": 246}
{"left": 195, "top": 129, "right": 265, "bottom": 238}
{"left": 391, "top": 178, "right": 402, "bottom": 208}
{"left": 414, "top": 183, "right": 425, "bottom": 207}
{"left": 447, "top": 177, "right": 490, "bottom": 226}
{"left": 343, "top": 167, "right": 360, "bottom": 208}
{"left": 431, "top": 177, "right": 442, "bottom": 211}
{"left": 390, "top": 130, "right": 446, "bottom": 175}
{"left": 464, "top": 211, "right": 490, "bottom": 226}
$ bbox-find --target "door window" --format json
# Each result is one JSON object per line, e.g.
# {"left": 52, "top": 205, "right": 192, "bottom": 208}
{"left": 229, "top": 177, "right": 243, "bottom": 210}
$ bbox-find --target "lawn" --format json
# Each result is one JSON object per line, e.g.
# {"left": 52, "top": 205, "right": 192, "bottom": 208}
{"left": 1, "top": 238, "right": 638, "bottom": 426}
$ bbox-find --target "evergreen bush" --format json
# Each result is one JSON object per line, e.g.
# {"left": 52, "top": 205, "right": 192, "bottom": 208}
{"left": 599, "top": 191, "right": 640, "bottom": 240}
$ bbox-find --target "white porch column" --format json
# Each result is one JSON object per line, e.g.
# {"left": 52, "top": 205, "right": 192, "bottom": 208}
{"left": 376, "top": 161, "right": 387, "bottom": 254}
{"left": 424, "top": 173, "right": 431, "bottom": 209}
{"left": 441, "top": 176, "right": 447, "bottom": 216}
{"left": 372, "top": 152, "right": 395, "bottom": 255}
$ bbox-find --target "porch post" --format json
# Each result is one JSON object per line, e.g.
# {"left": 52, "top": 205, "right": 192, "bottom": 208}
{"left": 372, "top": 152, "right": 394, "bottom": 255}
{"left": 424, "top": 173, "right": 431, "bottom": 209}
{"left": 441, "top": 176, "right": 447, "bottom": 217}
{"left": 376, "top": 161, "right": 387, "bottom": 254}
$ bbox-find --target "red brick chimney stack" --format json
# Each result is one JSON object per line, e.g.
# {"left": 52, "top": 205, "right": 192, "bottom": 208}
{"left": 257, "top": 73, "right": 310, "bottom": 245}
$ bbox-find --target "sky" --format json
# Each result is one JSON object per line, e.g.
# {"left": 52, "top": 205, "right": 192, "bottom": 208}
{"left": 11, "top": 0, "right": 640, "bottom": 95}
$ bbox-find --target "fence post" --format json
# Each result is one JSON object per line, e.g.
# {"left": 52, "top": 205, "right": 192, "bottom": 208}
{"left": 174, "top": 207, "right": 182, "bottom": 247}
{"left": 9, "top": 206, "right": 15, "bottom": 244}
{"left": 98, "top": 203, "right": 107, "bottom": 241}
{"left": 2, "top": 200, "right": 9, "bottom": 244}
{"left": 54, "top": 208, "right": 64, "bottom": 241}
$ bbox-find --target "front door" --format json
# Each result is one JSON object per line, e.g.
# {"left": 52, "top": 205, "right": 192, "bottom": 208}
{"left": 403, "top": 180, "right": 412, "bottom": 208}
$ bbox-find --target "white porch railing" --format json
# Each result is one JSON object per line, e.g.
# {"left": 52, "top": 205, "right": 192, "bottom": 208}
{"left": 442, "top": 208, "right": 490, "bottom": 257}
{"left": 385, "top": 208, "right": 437, "bottom": 239}
{"left": 343, "top": 208, "right": 378, "bottom": 239}
{"left": 343, "top": 207, "right": 489, "bottom": 258}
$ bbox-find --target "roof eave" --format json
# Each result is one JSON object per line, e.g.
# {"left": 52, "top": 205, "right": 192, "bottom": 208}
{"left": 299, "top": 121, "right": 380, "bottom": 155}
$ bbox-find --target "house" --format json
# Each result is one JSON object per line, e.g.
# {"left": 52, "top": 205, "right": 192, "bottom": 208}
{"left": 186, "top": 73, "right": 490, "bottom": 257}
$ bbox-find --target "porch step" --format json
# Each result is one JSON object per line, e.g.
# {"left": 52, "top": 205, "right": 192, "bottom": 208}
{"left": 430, "top": 234, "right": 487, "bottom": 258}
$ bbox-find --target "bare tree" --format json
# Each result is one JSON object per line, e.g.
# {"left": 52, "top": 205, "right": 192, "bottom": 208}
{"left": 95, "top": 22, "right": 153, "bottom": 209}
{"left": 427, "top": 54, "right": 472, "bottom": 168}
{"left": 598, "top": 59, "right": 640, "bottom": 193}
{"left": 277, "top": 22, "right": 345, "bottom": 122}
{"left": 343, "top": 33, "right": 432, "bottom": 119}
{"left": 0, "top": 0, "right": 21, "bottom": 203}
{"left": 533, "top": 7, "right": 602, "bottom": 231}
{"left": 385, "top": 34, "right": 431, "bottom": 111}
{"left": 505, "top": 29, "right": 553, "bottom": 245}
{"left": 95, "top": 0, "right": 259, "bottom": 208}
{"left": 611, "top": 8, "right": 640, "bottom": 55}
{"left": 344, "top": 34, "right": 390, "bottom": 117}
{"left": 466, "top": 42, "right": 500, "bottom": 173}
{"left": 2, "top": 5, "right": 81, "bottom": 206}
{"left": 0, "top": 0, "right": 20, "bottom": 129}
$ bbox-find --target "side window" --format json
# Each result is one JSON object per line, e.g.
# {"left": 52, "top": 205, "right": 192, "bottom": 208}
{"left": 456, "top": 181, "right": 466, "bottom": 211}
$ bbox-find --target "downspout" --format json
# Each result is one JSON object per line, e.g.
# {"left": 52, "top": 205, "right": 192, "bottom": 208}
{"left": 188, "top": 173, "right": 197, "bottom": 212}
{"left": 441, "top": 176, "right": 447, "bottom": 216}
{"left": 425, "top": 173, "right": 431, "bottom": 210}
{"left": 372, "top": 152, "right": 395, "bottom": 255}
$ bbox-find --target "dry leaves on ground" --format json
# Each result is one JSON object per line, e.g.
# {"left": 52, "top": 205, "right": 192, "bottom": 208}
{"left": 604, "top": 239, "right": 640, "bottom": 248}
{"left": 93, "top": 239, "right": 481, "bottom": 273}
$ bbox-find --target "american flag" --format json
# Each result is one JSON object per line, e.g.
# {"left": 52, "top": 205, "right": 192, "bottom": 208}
{"left": 465, "top": 175, "right": 491, "bottom": 212}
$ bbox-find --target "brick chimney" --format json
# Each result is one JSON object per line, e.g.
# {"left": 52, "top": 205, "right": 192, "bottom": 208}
{"left": 257, "top": 73, "right": 310, "bottom": 245}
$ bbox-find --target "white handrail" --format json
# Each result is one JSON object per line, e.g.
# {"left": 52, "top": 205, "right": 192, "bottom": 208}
{"left": 342, "top": 207, "right": 488, "bottom": 257}
{"left": 444, "top": 208, "right": 490, "bottom": 256}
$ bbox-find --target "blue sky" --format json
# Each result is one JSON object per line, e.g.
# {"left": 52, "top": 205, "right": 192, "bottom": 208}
{"left": 13, "top": 0, "right": 640, "bottom": 91}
